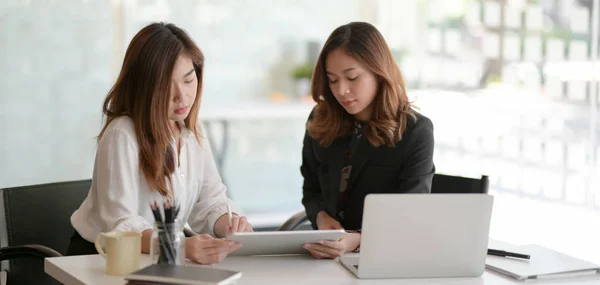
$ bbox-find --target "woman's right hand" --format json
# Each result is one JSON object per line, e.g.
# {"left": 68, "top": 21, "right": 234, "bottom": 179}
{"left": 316, "top": 211, "right": 343, "bottom": 230}
{"left": 185, "top": 234, "right": 241, "bottom": 264}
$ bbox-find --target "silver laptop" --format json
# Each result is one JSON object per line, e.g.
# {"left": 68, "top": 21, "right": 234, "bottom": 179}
{"left": 340, "top": 193, "right": 494, "bottom": 279}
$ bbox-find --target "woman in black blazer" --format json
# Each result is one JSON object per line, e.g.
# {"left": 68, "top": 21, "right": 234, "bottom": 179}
{"left": 301, "top": 22, "right": 435, "bottom": 259}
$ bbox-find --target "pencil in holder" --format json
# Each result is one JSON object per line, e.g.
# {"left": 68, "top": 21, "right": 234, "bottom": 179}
{"left": 149, "top": 201, "right": 185, "bottom": 265}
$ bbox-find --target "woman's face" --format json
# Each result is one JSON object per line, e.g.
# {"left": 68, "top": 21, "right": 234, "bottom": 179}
{"left": 325, "top": 48, "right": 379, "bottom": 121}
{"left": 168, "top": 53, "right": 198, "bottom": 123}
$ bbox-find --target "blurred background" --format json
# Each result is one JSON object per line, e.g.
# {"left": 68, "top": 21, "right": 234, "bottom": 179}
{"left": 1, "top": 0, "right": 599, "bottom": 263}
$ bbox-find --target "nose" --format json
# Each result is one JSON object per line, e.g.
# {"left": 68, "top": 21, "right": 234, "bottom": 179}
{"left": 337, "top": 81, "right": 350, "bottom": 97}
{"left": 172, "top": 84, "right": 183, "bottom": 103}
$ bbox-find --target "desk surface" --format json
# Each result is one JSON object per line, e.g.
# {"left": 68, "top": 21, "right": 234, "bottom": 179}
{"left": 45, "top": 253, "right": 600, "bottom": 285}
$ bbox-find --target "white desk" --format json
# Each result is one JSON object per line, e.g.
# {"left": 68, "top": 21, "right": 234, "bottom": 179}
{"left": 45, "top": 253, "right": 600, "bottom": 285}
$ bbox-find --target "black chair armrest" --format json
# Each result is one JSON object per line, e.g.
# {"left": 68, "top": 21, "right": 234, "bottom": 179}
{"left": 0, "top": 245, "right": 62, "bottom": 262}
{"left": 278, "top": 211, "right": 309, "bottom": 231}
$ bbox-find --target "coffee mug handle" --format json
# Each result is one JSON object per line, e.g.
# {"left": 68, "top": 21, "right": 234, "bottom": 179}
{"left": 94, "top": 234, "right": 107, "bottom": 258}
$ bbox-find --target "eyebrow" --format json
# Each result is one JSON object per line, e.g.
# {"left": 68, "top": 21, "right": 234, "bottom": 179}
{"left": 184, "top": 68, "right": 195, "bottom": 77}
{"left": 326, "top": 68, "right": 356, "bottom": 75}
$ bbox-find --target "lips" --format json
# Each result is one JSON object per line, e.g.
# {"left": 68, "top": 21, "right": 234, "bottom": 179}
{"left": 341, "top": 100, "right": 357, "bottom": 107}
{"left": 175, "top": 106, "right": 188, "bottom": 114}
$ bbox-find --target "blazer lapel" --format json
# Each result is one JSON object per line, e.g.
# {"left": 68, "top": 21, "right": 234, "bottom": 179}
{"left": 347, "top": 139, "right": 373, "bottom": 193}
{"left": 328, "top": 138, "right": 346, "bottom": 212}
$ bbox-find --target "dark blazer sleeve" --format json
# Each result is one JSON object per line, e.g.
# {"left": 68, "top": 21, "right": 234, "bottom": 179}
{"left": 300, "top": 129, "right": 323, "bottom": 227}
{"left": 397, "top": 115, "right": 435, "bottom": 193}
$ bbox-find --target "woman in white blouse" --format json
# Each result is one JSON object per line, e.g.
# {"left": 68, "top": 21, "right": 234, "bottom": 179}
{"left": 67, "top": 22, "right": 253, "bottom": 264}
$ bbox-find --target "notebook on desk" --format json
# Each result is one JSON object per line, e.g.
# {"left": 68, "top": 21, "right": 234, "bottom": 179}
{"left": 125, "top": 264, "right": 241, "bottom": 285}
{"left": 485, "top": 244, "right": 600, "bottom": 280}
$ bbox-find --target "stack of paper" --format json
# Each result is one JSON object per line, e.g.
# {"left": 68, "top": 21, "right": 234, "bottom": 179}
{"left": 486, "top": 244, "right": 600, "bottom": 280}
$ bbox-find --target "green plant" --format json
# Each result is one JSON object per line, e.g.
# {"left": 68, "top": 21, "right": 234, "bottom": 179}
{"left": 291, "top": 63, "right": 313, "bottom": 79}
{"left": 485, "top": 73, "right": 503, "bottom": 87}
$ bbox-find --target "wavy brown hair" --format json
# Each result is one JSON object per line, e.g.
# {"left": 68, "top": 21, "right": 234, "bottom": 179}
{"left": 307, "top": 22, "right": 415, "bottom": 148}
{"left": 98, "top": 22, "right": 204, "bottom": 197}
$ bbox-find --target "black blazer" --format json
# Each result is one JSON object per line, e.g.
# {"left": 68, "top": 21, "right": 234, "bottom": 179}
{"left": 301, "top": 111, "right": 435, "bottom": 230}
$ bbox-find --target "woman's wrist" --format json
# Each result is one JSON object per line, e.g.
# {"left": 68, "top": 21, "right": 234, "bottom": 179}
{"left": 345, "top": 232, "right": 361, "bottom": 253}
{"left": 184, "top": 237, "right": 194, "bottom": 259}
{"left": 213, "top": 213, "right": 230, "bottom": 238}
{"left": 316, "top": 211, "right": 327, "bottom": 222}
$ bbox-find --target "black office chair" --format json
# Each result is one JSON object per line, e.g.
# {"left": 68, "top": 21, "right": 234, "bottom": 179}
{"left": 0, "top": 179, "right": 91, "bottom": 285}
{"left": 278, "top": 174, "right": 489, "bottom": 231}
{"left": 431, "top": 173, "right": 489, "bottom": 194}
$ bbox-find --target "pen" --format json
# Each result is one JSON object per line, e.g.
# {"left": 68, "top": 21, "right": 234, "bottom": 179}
{"left": 488, "top": 249, "right": 530, "bottom": 260}
{"left": 227, "top": 203, "right": 233, "bottom": 228}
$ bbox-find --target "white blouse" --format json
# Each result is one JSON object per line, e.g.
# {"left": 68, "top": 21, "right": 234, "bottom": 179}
{"left": 71, "top": 116, "right": 241, "bottom": 242}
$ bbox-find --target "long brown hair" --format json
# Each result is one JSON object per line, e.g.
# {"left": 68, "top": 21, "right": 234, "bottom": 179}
{"left": 307, "top": 22, "right": 415, "bottom": 148}
{"left": 98, "top": 22, "right": 204, "bottom": 197}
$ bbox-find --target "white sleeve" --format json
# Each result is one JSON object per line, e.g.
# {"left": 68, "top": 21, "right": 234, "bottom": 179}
{"left": 188, "top": 131, "right": 242, "bottom": 236}
{"left": 95, "top": 127, "right": 153, "bottom": 233}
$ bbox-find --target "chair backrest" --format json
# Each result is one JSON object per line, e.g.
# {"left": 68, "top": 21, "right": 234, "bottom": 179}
{"left": 277, "top": 211, "right": 311, "bottom": 231}
{"left": 0, "top": 179, "right": 91, "bottom": 285}
{"left": 279, "top": 174, "right": 489, "bottom": 231}
{"left": 431, "top": 174, "right": 489, "bottom": 194}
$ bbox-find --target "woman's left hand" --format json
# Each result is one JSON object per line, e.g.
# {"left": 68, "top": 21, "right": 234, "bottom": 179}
{"left": 303, "top": 232, "right": 361, "bottom": 259}
{"left": 215, "top": 214, "right": 253, "bottom": 238}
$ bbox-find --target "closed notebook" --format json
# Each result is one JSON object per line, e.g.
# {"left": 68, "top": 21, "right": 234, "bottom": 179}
{"left": 486, "top": 244, "right": 600, "bottom": 280}
{"left": 125, "top": 264, "right": 242, "bottom": 285}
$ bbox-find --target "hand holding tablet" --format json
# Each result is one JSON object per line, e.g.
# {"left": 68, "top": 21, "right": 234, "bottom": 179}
{"left": 225, "top": 230, "right": 346, "bottom": 256}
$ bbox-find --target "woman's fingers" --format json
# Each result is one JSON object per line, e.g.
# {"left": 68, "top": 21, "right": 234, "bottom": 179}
{"left": 304, "top": 242, "right": 343, "bottom": 259}
{"left": 235, "top": 216, "right": 248, "bottom": 232}
{"left": 318, "top": 240, "right": 345, "bottom": 250}
{"left": 305, "top": 247, "right": 332, "bottom": 259}
{"left": 187, "top": 234, "right": 242, "bottom": 264}
{"left": 231, "top": 215, "right": 240, "bottom": 232}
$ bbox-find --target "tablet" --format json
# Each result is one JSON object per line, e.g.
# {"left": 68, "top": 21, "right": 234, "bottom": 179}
{"left": 226, "top": 230, "right": 346, "bottom": 256}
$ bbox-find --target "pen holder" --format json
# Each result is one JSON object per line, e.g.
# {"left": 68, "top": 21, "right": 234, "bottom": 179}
{"left": 150, "top": 221, "right": 185, "bottom": 265}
